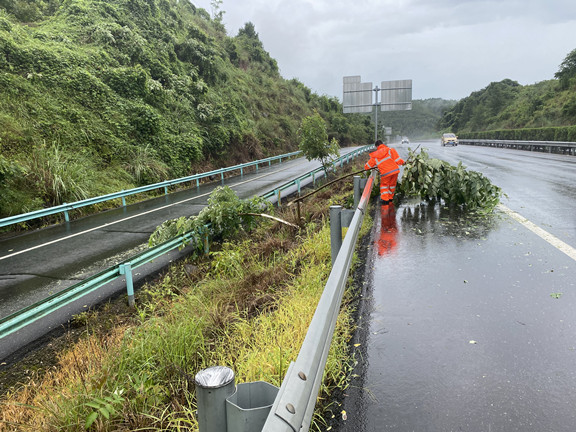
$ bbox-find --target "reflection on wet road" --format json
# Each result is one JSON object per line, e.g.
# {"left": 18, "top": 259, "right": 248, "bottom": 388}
{"left": 339, "top": 142, "right": 576, "bottom": 432}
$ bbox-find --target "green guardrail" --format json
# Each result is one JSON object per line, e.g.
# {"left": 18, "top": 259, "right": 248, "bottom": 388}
{"left": 0, "top": 151, "right": 302, "bottom": 229}
{"left": 0, "top": 145, "right": 372, "bottom": 340}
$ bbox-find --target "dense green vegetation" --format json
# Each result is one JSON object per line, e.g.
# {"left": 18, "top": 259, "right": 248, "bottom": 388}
{"left": 457, "top": 125, "right": 576, "bottom": 142}
{"left": 439, "top": 48, "right": 576, "bottom": 136}
{"left": 0, "top": 0, "right": 374, "bottom": 219}
{"left": 148, "top": 185, "right": 269, "bottom": 251}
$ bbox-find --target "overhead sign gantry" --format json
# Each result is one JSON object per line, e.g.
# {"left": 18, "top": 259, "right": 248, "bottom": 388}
{"left": 343, "top": 76, "right": 412, "bottom": 141}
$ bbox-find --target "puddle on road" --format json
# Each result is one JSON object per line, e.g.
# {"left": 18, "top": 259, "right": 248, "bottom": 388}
{"left": 373, "top": 199, "right": 501, "bottom": 260}
{"left": 336, "top": 200, "right": 576, "bottom": 432}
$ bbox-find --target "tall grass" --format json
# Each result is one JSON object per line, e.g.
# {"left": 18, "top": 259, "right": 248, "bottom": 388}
{"left": 22, "top": 143, "right": 92, "bottom": 207}
{"left": 123, "top": 144, "right": 169, "bottom": 186}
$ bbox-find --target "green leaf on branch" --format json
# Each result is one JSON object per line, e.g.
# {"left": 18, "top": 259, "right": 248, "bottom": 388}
{"left": 148, "top": 186, "right": 272, "bottom": 257}
{"left": 398, "top": 148, "right": 503, "bottom": 212}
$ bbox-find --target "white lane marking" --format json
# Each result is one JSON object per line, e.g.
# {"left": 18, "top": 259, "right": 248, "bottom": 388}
{"left": 0, "top": 166, "right": 295, "bottom": 262}
{"left": 498, "top": 204, "right": 576, "bottom": 261}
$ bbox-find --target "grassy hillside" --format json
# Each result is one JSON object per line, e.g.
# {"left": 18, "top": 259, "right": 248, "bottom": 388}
{"left": 439, "top": 49, "right": 576, "bottom": 134}
{"left": 0, "top": 0, "right": 373, "bottom": 219}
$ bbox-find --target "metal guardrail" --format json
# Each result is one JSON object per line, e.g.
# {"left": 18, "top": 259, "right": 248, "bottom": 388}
{"left": 0, "top": 229, "right": 201, "bottom": 338}
{"left": 459, "top": 139, "right": 576, "bottom": 155}
{"left": 261, "top": 171, "right": 376, "bottom": 432}
{"left": 0, "top": 146, "right": 372, "bottom": 340}
{"left": 261, "top": 146, "right": 372, "bottom": 202}
{"left": 0, "top": 151, "right": 302, "bottom": 229}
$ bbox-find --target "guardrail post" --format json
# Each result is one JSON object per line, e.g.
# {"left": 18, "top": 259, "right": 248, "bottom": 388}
{"left": 119, "top": 263, "right": 135, "bottom": 307}
{"left": 353, "top": 176, "right": 367, "bottom": 208}
{"left": 121, "top": 193, "right": 126, "bottom": 207}
{"left": 62, "top": 204, "right": 70, "bottom": 223}
{"left": 312, "top": 172, "right": 316, "bottom": 186}
{"left": 195, "top": 366, "right": 236, "bottom": 432}
{"left": 164, "top": 186, "right": 169, "bottom": 195}
{"left": 330, "top": 205, "right": 342, "bottom": 266}
{"left": 296, "top": 179, "right": 301, "bottom": 195}
{"left": 226, "top": 381, "right": 279, "bottom": 432}
{"left": 203, "top": 231, "right": 210, "bottom": 256}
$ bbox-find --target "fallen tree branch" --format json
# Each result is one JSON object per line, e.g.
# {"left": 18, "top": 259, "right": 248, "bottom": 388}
{"left": 241, "top": 213, "right": 299, "bottom": 228}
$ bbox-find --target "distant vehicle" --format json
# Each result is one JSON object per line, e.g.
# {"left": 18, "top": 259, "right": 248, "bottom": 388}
{"left": 401, "top": 137, "right": 410, "bottom": 145}
{"left": 441, "top": 133, "right": 458, "bottom": 146}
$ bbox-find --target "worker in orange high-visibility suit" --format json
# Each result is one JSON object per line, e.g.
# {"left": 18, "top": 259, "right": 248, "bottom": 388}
{"left": 364, "top": 140, "right": 405, "bottom": 204}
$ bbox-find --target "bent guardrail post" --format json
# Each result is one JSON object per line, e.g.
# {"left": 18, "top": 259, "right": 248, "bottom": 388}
{"left": 261, "top": 171, "right": 375, "bottom": 432}
{"left": 226, "top": 381, "right": 279, "bottom": 432}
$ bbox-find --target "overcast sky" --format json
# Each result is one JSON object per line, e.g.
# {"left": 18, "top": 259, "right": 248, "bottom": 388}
{"left": 192, "top": 0, "right": 576, "bottom": 101}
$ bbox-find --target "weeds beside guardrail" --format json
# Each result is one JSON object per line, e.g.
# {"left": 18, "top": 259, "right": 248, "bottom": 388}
{"left": 259, "top": 171, "right": 375, "bottom": 432}
{"left": 194, "top": 170, "right": 376, "bottom": 432}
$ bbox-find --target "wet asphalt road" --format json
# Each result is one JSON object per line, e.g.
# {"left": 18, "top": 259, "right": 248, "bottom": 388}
{"left": 338, "top": 141, "right": 576, "bottom": 431}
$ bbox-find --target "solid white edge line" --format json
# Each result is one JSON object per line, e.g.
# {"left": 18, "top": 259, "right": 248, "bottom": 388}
{"left": 497, "top": 203, "right": 576, "bottom": 261}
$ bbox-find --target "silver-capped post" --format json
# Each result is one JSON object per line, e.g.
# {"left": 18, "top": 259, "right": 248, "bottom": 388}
{"left": 195, "top": 366, "right": 236, "bottom": 432}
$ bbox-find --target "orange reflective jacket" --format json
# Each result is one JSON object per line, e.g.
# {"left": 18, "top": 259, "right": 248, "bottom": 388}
{"left": 364, "top": 144, "right": 405, "bottom": 177}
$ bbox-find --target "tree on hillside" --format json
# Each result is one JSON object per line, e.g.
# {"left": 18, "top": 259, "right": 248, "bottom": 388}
{"left": 555, "top": 48, "right": 576, "bottom": 89}
{"left": 209, "top": 0, "right": 224, "bottom": 21}
{"left": 234, "top": 22, "right": 279, "bottom": 75}
{"left": 299, "top": 110, "right": 340, "bottom": 174}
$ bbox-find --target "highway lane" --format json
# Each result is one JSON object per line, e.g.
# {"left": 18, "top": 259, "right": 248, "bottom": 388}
{"left": 338, "top": 140, "right": 576, "bottom": 431}
{"left": 0, "top": 148, "right": 363, "bottom": 319}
